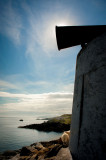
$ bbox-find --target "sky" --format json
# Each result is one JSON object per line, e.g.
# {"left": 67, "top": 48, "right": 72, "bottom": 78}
{"left": 0, "top": 0, "right": 106, "bottom": 117}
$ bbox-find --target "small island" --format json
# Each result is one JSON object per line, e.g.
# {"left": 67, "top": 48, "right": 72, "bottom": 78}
{"left": 18, "top": 114, "right": 72, "bottom": 132}
{"left": 19, "top": 119, "right": 23, "bottom": 121}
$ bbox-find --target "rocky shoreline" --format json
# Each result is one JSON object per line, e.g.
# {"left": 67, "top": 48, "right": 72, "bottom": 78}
{"left": 18, "top": 114, "right": 72, "bottom": 132}
{"left": 0, "top": 135, "right": 72, "bottom": 160}
{"left": 0, "top": 114, "right": 72, "bottom": 159}
{"left": 19, "top": 121, "right": 70, "bottom": 132}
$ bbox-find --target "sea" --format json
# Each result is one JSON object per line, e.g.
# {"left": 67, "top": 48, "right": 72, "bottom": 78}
{"left": 0, "top": 115, "right": 62, "bottom": 152}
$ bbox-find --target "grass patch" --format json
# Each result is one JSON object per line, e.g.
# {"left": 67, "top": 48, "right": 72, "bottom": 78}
{"left": 48, "top": 114, "right": 72, "bottom": 125}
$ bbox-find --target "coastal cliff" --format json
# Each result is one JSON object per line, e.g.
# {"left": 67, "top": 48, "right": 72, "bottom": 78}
{"left": 19, "top": 114, "right": 72, "bottom": 132}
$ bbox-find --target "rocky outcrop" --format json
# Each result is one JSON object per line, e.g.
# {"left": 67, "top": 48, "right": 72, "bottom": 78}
{"left": 0, "top": 137, "right": 72, "bottom": 160}
{"left": 19, "top": 119, "right": 23, "bottom": 121}
{"left": 0, "top": 150, "right": 20, "bottom": 160}
{"left": 18, "top": 114, "right": 72, "bottom": 132}
{"left": 19, "top": 121, "right": 70, "bottom": 132}
{"left": 61, "top": 130, "right": 70, "bottom": 146}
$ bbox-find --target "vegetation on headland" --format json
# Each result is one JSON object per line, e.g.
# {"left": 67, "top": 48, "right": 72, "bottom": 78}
{"left": 48, "top": 114, "right": 71, "bottom": 124}
{"left": 18, "top": 114, "right": 72, "bottom": 132}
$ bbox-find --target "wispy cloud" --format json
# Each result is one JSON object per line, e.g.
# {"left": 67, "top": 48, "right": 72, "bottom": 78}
{"left": 0, "top": 80, "right": 20, "bottom": 90}
{"left": 0, "top": 1, "right": 78, "bottom": 57}
{"left": 0, "top": 1, "right": 22, "bottom": 45}
{"left": 22, "top": 2, "right": 78, "bottom": 57}
{"left": 0, "top": 78, "right": 48, "bottom": 92}
{"left": 0, "top": 77, "right": 74, "bottom": 94}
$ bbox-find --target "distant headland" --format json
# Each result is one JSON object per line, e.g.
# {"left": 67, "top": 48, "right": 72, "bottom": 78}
{"left": 18, "top": 114, "right": 72, "bottom": 132}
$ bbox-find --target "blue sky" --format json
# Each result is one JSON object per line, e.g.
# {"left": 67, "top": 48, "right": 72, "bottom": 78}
{"left": 0, "top": 0, "right": 106, "bottom": 117}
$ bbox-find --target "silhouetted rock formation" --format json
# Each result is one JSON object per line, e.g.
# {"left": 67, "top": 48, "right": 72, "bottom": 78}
{"left": 18, "top": 114, "right": 72, "bottom": 132}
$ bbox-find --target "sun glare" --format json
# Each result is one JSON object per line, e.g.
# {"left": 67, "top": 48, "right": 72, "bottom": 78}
{"left": 41, "top": 16, "right": 74, "bottom": 52}
{"left": 56, "top": 21, "right": 69, "bottom": 26}
{"left": 50, "top": 19, "right": 71, "bottom": 40}
{"left": 50, "top": 20, "right": 71, "bottom": 37}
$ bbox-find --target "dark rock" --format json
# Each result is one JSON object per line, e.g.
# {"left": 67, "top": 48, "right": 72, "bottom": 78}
{"left": 19, "top": 119, "right": 23, "bottom": 121}
{"left": 41, "top": 138, "right": 62, "bottom": 148}
{"left": 2, "top": 150, "right": 17, "bottom": 156}
{"left": 44, "top": 144, "right": 62, "bottom": 158}
{"left": 0, "top": 155, "right": 7, "bottom": 160}
{"left": 34, "top": 143, "right": 44, "bottom": 150}
{"left": 20, "top": 146, "right": 36, "bottom": 156}
{"left": 19, "top": 121, "right": 70, "bottom": 132}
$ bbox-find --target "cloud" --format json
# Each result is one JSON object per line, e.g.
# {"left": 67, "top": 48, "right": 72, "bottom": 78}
{"left": 0, "top": 80, "right": 20, "bottom": 90}
{"left": 0, "top": 1, "right": 78, "bottom": 57}
{"left": 0, "top": 1, "right": 22, "bottom": 45}
{"left": 0, "top": 79, "right": 48, "bottom": 93}
{"left": 0, "top": 91, "right": 73, "bottom": 115}
{"left": 0, "top": 73, "right": 74, "bottom": 93}
{"left": 0, "top": 91, "right": 73, "bottom": 99}
{"left": 22, "top": 2, "right": 78, "bottom": 57}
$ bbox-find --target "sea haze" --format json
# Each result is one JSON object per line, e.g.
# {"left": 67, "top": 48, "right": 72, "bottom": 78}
{"left": 0, "top": 116, "right": 62, "bottom": 152}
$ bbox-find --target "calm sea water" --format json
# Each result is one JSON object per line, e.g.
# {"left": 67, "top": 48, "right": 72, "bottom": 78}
{"left": 0, "top": 116, "right": 62, "bottom": 152}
